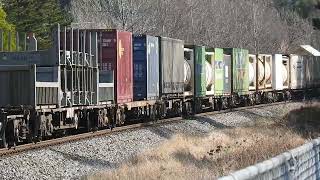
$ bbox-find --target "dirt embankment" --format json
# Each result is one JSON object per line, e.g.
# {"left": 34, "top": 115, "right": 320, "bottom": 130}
{"left": 85, "top": 104, "right": 320, "bottom": 180}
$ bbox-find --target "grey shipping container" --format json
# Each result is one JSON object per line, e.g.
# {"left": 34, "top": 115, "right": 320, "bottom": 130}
{"left": 0, "top": 65, "right": 60, "bottom": 108}
{"left": 159, "top": 37, "right": 184, "bottom": 95}
{"left": 133, "top": 35, "right": 159, "bottom": 100}
{"left": 305, "top": 56, "right": 320, "bottom": 88}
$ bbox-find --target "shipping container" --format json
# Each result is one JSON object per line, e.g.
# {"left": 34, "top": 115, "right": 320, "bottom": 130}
{"left": 99, "top": 30, "right": 133, "bottom": 104}
{"left": 272, "top": 54, "right": 289, "bottom": 90}
{"left": 212, "top": 48, "right": 228, "bottom": 96}
{"left": 159, "top": 37, "right": 184, "bottom": 95}
{"left": 133, "top": 35, "right": 159, "bottom": 101}
{"left": 0, "top": 65, "right": 60, "bottom": 108}
{"left": 225, "top": 48, "right": 249, "bottom": 95}
{"left": 305, "top": 56, "right": 320, "bottom": 88}
{"left": 186, "top": 46, "right": 206, "bottom": 97}
{"left": 289, "top": 55, "right": 306, "bottom": 89}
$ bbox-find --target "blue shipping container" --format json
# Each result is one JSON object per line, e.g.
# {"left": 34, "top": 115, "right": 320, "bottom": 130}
{"left": 133, "top": 35, "right": 160, "bottom": 100}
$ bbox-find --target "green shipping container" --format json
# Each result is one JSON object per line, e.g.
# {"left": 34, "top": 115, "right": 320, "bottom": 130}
{"left": 194, "top": 46, "right": 207, "bottom": 97}
{"left": 228, "top": 48, "right": 249, "bottom": 95}
{"left": 213, "top": 48, "right": 225, "bottom": 95}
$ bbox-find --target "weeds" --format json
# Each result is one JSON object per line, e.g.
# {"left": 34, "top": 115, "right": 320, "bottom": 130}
{"left": 85, "top": 105, "right": 320, "bottom": 180}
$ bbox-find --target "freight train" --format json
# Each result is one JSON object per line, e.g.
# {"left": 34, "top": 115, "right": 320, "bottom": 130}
{"left": 0, "top": 25, "right": 319, "bottom": 148}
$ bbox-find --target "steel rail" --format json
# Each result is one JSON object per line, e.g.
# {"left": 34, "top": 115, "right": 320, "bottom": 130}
{"left": 0, "top": 101, "right": 292, "bottom": 157}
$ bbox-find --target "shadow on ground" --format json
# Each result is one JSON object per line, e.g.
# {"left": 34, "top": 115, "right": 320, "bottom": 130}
{"left": 281, "top": 105, "right": 320, "bottom": 138}
{"left": 50, "top": 148, "right": 117, "bottom": 169}
{"left": 194, "top": 116, "right": 231, "bottom": 129}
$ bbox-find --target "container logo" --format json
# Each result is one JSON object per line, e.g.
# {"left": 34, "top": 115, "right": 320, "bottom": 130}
{"left": 215, "top": 61, "right": 224, "bottom": 69}
{"left": 118, "top": 40, "right": 125, "bottom": 59}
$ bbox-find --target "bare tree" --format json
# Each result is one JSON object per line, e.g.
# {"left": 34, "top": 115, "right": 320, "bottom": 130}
{"left": 66, "top": 0, "right": 319, "bottom": 54}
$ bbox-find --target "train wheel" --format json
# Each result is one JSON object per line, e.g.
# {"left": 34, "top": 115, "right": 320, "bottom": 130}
{"left": 182, "top": 102, "right": 192, "bottom": 118}
{"left": 149, "top": 105, "right": 156, "bottom": 121}
{"left": 116, "top": 108, "right": 125, "bottom": 126}
{"left": 86, "top": 110, "right": 91, "bottom": 132}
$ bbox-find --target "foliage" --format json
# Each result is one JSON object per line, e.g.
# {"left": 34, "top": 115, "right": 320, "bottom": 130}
{"left": 3, "top": 0, "right": 72, "bottom": 49}
{"left": 0, "top": 6, "right": 16, "bottom": 51}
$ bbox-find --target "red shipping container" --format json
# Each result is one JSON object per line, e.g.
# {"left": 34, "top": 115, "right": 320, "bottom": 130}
{"left": 99, "top": 30, "right": 133, "bottom": 104}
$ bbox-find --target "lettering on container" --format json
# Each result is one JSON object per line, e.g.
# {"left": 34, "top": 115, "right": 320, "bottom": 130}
{"left": 163, "top": 82, "right": 184, "bottom": 91}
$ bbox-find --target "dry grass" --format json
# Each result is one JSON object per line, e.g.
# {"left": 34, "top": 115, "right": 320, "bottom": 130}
{"left": 84, "top": 104, "right": 320, "bottom": 180}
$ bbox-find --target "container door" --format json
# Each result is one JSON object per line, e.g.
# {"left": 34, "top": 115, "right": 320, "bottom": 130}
{"left": 160, "top": 37, "right": 173, "bottom": 94}
{"left": 147, "top": 36, "right": 160, "bottom": 100}
{"left": 214, "top": 48, "right": 224, "bottom": 95}
{"left": 117, "top": 31, "right": 133, "bottom": 103}
{"left": 100, "top": 31, "right": 117, "bottom": 102}
{"left": 290, "top": 55, "right": 305, "bottom": 89}
{"left": 133, "top": 35, "right": 147, "bottom": 100}
{"left": 100, "top": 31, "right": 117, "bottom": 72}
{"left": 172, "top": 39, "right": 184, "bottom": 93}
{"left": 160, "top": 37, "right": 184, "bottom": 94}
{"left": 194, "top": 46, "right": 206, "bottom": 97}
{"left": 232, "top": 49, "right": 249, "bottom": 95}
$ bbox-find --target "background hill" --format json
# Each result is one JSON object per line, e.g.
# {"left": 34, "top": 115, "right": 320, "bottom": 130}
{"left": 2, "top": 0, "right": 320, "bottom": 53}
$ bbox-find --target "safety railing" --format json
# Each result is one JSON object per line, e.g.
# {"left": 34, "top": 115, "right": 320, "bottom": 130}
{"left": 219, "top": 138, "right": 320, "bottom": 180}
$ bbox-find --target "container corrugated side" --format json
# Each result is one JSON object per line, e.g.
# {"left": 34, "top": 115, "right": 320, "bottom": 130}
{"left": 159, "top": 37, "right": 184, "bottom": 95}
{"left": 100, "top": 30, "right": 133, "bottom": 104}
{"left": 194, "top": 46, "right": 206, "bottom": 97}
{"left": 305, "top": 56, "right": 320, "bottom": 88}
{"left": 146, "top": 36, "right": 160, "bottom": 100}
{"left": 289, "top": 55, "right": 306, "bottom": 89}
{"left": 133, "top": 35, "right": 159, "bottom": 101}
{"left": 213, "top": 48, "right": 225, "bottom": 95}
{"left": 0, "top": 65, "right": 60, "bottom": 107}
{"left": 225, "top": 48, "right": 249, "bottom": 95}
{"left": 236, "top": 48, "right": 249, "bottom": 95}
{"left": 133, "top": 35, "right": 147, "bottom": 100}
{"left": 0, "top": 65, "right": 36, "bottom": 107}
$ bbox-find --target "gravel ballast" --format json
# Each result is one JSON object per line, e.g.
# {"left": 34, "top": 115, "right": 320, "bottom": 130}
{"left": 0, "top": 102, "right": 309, "bottom": 180}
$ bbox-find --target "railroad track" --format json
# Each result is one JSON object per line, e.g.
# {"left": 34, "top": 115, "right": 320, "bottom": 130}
{"left": 0, "top": 101, "right": 292, "bottom": 157}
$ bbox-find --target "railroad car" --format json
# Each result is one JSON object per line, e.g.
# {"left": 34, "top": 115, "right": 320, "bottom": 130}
{"left": 132, "top": 35, "right": 160, "bottom": 101}
{"left": 222, "top": 48, "right": 250, "bottom": 107}
{"left": 0, "top": 26, "right": 102, "bottom": 148}
{"left": 0, "top": 25, "right": 319, "bottom": 149}
{"left": 158, "top": 37, "right": 185, "bottom": 117}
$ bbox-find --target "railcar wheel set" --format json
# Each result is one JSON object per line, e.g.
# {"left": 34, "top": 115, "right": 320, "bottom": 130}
{"left": 0, "top": 25, "right": 319, "bottom": 148}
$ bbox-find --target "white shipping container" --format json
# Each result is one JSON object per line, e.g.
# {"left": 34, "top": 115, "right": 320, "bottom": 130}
{"left": 272, "top": 54, "right": 289, "bottom": 90}
{"left": 289, "top": 55, "right": 306, "bottom": 89}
